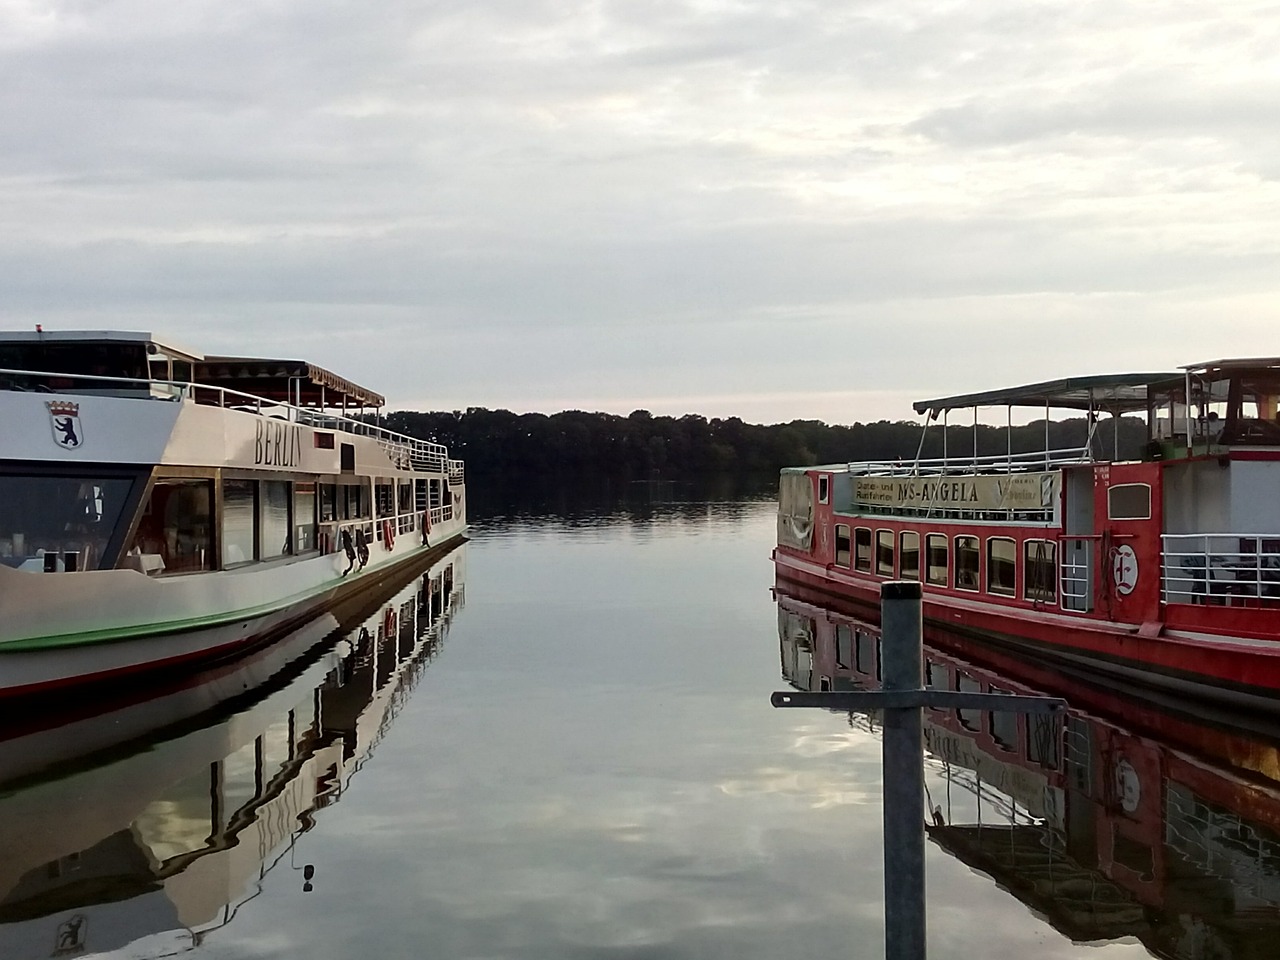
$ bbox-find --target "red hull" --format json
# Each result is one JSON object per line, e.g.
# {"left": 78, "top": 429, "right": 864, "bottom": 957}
{"left": 775, "top": 548, "right": 1280, "bottom": 711}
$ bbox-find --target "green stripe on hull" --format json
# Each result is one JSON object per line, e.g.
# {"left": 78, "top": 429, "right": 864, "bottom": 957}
{"left": 0, "top": 541, "right": 448, "bottom": 653}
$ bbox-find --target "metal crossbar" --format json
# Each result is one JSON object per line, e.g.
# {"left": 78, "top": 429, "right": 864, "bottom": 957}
{"left": 1162, "top": 533, "right": 1280, "bottom": 605}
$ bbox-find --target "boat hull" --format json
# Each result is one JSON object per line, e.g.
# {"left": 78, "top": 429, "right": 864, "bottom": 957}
{"left": 0, "top": 529, "right": 466, "bottom": 699}
{"left": 775, "top": 549, "right": 1280, "bottom": 713}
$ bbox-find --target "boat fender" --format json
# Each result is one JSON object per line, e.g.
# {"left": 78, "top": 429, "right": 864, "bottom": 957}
{"left": 422, "top": 510, "right": 432, "bottom": 541}
{"left": 340, "top": 529, "right": 357, "bottom": 577}
{"left": 355, "top": 528, "right": 370, "bottom": 569}
{"left": 384, "top": 607, "right": 397, "bottom": 637}
{"left": 383, "top": 519, "right": 395, "bottom": 551}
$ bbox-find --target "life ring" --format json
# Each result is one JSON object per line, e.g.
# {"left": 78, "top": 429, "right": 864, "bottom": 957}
{"left": 383, "top": 607, "right": 397, "bottom": 637}
{"left": 383, "top": 519, "right": 395, "bottom": 550}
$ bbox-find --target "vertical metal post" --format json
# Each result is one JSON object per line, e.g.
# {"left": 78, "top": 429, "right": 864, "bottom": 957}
{"left": 880, "top": 581, "right": 925, "bottom": 960}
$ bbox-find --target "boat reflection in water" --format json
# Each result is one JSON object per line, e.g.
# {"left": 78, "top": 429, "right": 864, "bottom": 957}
{"left": 777, "top": 586, "right": 1280, "bottom": 960}
{"left": 0, "top": 543, "right": 466, "bottom": 960}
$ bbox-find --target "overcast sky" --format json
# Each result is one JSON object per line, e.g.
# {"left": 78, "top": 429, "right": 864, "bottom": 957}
{"left": 3, "top": 0, "right": 1278, "bottom": 424}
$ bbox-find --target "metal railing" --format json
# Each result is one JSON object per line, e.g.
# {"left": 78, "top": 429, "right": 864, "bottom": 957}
{"left": 1060, "top": 537, "right": 1093, "bottom": 612}
{"left": 1162, "top": 533, "right": 1280, "bottom": 605}
{"left": 0, "top": 366, "right": 460, "bottom": 478}
{"left": 848, "top": 445, "right": 1093, "bottom": 478}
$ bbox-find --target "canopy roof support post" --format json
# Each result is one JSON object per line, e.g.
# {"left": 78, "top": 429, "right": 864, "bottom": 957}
{"left": 1006, "top": 404, "right": 1012, "bottom": 473}
{"left": 1185, "top": 369, "right": 1194, "bottom": 456}
{"left": 1114, "top": 413, "right": 1120, "bottom": 460}
{"left": 1045, "top": 398, "right": 1050, "bottom": 469}
{"left": 972, "top": 407, "right": 978, "bottom": 474}
{"left": 912, "top": 417, "right": 930, "bottom": 474}
{"left": 943, "top": 410, "right": 948, "bottom": 468}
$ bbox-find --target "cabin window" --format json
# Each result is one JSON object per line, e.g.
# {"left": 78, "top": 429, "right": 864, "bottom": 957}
{"left": 954, "top": 536, "right": 980, "bottom": 591}
{"left": 129, "top": 479, "right": 213, "bottom": 574}
{"left": 1029, "top": 713, "right": 1061, "bottom": 770}
{"left": 1024, "top": 540, "right": 1057, "bottom": 603}
{"left": 375, "top": 481, "right": 395, "bottom": 519}
{"left": 855, "top": 630, "right": 879, "bottom": 679}
{"left": 171, "top": 360, "right": 192, "bottom": 383}
{"left": 1108, "top": 483, "right": 1151, "bottom": 520}
{"left": 925, "top": 534, "right": 948, "bottom": 586}
{"left": 429, "top": 479, "right": 442, "bottom": 509}
{"left": 260, "top": 481, "right": 292, "bottom": 559}
{"left": 294, "top": 482, "right": 317, "bottom": 553}
{"left": 398, "top": 481, "right": 413, "bottom": 515}
{"left": 818, "top": 474, "right": 829, "bottom": 504}
{"left": 986, "top": 537, "right": 1016, "bottom": 596}
{"left": 222, "top": 479, "right": 257, "bottom": 566}
{"left": 926, "top": 660, "right": 948, "bottom": 689}
{"left": 876, "top": 529, "right": 895, "bottom": 576}
{"left": 899, "top": 531, "right": 920, "bottom": 580}
{"left": 319, "top": 483, "right": 338, "bottom": 522}
{"left": 835, "top": 524, "right": 851, "bottom": 566}
{"left": 0, "top": 471, "right": 138, "bottom": 572}
{"left": 854, "top": 527, "right": 872, "bottom": 572}
{"left": 342, "top": 483, "right": 368, "bottom": 520}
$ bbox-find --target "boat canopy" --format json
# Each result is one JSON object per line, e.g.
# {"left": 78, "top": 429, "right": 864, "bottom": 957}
{"left": 196, "top": 356, "right": 385, "bottom": 410}
{"left": 913, "top": 372, "right": 1181, "bottom": 417}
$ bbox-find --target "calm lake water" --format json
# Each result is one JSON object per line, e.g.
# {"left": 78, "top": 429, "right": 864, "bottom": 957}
{"left": 2, "top": 485, "right": 1278, "bottom": 960}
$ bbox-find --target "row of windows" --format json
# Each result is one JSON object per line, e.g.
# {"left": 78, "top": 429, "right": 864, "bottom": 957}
{"left": 835, "top": 524, "right": 1058, "bottom": 603}
{"left": 129, "top": 475, "right": 441, "bottom": 575}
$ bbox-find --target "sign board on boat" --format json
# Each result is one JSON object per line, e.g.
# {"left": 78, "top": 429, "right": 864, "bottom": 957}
{"left": 854, "top": 472, "right": 1058, "bottom": 512}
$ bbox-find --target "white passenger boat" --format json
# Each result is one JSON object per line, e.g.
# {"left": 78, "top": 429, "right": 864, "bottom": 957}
{"left": 0, "top": 330, "right": 467, "bottom": 698}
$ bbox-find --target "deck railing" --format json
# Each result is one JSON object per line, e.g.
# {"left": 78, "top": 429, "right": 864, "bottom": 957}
{"left": 1161, "top": 533, "right": 1280, "bottom": 605}
{"left": 848, "top": 445, "right": 1092, "bottom": 478}
{"left": 0, "top": 366, "right": 461, "bottom": 480}
{"left": 1060, "top": 537, "right": 1094, "bottom": 612}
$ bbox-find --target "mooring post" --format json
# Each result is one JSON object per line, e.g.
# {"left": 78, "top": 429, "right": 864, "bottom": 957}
{"left": 880, "top": 581, "right": 925, "bottom": 960}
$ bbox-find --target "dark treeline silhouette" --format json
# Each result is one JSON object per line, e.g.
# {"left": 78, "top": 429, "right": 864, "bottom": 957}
{"left": 384, "top": 408, "right": 1150, "bottom": 479}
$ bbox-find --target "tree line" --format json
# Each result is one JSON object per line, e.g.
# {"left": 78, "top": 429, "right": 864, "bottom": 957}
{"left": 383, "top": 408, "right": 1149, "bottom": 479}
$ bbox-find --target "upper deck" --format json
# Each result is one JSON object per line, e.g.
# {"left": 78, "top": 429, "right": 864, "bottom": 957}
{"left": 0, "top": 330, "right": 460, "bottom": 479}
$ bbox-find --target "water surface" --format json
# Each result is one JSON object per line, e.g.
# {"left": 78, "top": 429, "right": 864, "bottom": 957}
{"left": 3, "top": 488, "right": 1274, "bottom": 959}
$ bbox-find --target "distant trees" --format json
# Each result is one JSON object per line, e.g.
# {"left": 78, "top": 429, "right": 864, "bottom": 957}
{"left": 382, "top": 408, "right": 1149, "bottom": 479}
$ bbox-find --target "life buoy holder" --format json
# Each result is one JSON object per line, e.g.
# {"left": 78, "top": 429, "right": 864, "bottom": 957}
{"left": 383, "top": 519, "right": 395, "bottom": 550}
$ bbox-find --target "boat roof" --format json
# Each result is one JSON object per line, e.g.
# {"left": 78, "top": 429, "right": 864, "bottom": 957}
{"left": 0, "top": 329, "right": 202, "bottom": 361}
{"left": 1183, "top": 357, "right": 1280, "bottom": 374}
{"left": 912, "top": 371, "right": 1181, "bottom": 415}
{"left": 197, "top": 355, "right": 385, "bottom": 409}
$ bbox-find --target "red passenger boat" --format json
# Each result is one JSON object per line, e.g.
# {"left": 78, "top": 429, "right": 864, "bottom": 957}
{"left": 773, "top": 359, "right": 1280, "bottom": 711}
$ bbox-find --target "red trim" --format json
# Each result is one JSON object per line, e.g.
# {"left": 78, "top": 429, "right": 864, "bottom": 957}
{"left": 1230, "top": 450, "right": 1280, "bottom": 461}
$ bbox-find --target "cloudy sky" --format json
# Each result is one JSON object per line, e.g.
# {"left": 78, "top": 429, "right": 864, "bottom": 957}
{"left": 3, "top": 0, "right": 1278, "bottom": 423}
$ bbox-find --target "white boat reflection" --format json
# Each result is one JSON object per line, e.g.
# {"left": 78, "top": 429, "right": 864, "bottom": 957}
{"left": 0, "top": 543, "right": 466, "bottom": 959}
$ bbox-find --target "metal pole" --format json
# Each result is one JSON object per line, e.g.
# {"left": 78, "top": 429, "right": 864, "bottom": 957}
{"left": 880, "top": 581, "right": 925, "bottom": 960}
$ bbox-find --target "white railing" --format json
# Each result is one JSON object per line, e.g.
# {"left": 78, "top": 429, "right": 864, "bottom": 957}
{"left": 0, "top": 366, "right": 456, "bottom": 477}
{"left": 1162, "top": 533, "right": 1280, "bottom": 605}
{"left": 848, "top": 445, "right": 1092, "bottom": 478}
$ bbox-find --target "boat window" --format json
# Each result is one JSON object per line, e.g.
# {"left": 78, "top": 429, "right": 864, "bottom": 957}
{"left": 0, "top": 472, "right": 138, "bottom": 572}
{"left": 1108, "top": 483, "right": 1151, "bottom": 520}
{"left": 876, "top": 529, "right": 895, "bottom": 576}
{"left": 925, "top": 534, "right": 948, "bottom": 586}
{"left": 926, "top": 660, "right": 948, "bottom": 689}
{"left": 397, "top": 481, "right": 413, "bottom": 515}
{"left": 222, "top": 479, "right": 257, "bottom": 566}
{"left": 128, "top": 479, "right": 213, "bottom": 574}
{"left": 818, "top": 474, "right": 829, "bottom": 504}
{"left": 375, "top": 481, "right": 395, "bottom": 519}
{"left": 294, "top": 481, "right": 317, "bottom": 553}
{"left": 340, "top": 442, "right": 356, "bottom": 473}
{"left": 1028, "top": 712, "right": 1061, "bottom": 770}
{"left": 899, "top": 531, "right": 920, "bottom": 581}
{"left": 429, "top": 479, "right": 442, "bottom": 509}
{"left": 954, "top": 536, "right": 980, "bottom": 591}
{"left": 319, "top": 483, "right": 338, "bottom": 522}
{"left": 260, "top": 481, "right": 291, "bottom": 559}
{"left": 855, "top": 630, "right": 878, "bottom": 679}
{"left": 986, "top": 537, "right": 1016, "bottom": 596}
{"left": 854, "top": 527, "right": 872, "bottom": 572}
{"left": 1024, "top": 539, "right": 1057, "bottom": 603}
{"left": 835, "top": 524, "right": 851, "bottom": 566}
{"left": 342, "top": 482, "right": 368, "bottom": 520}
